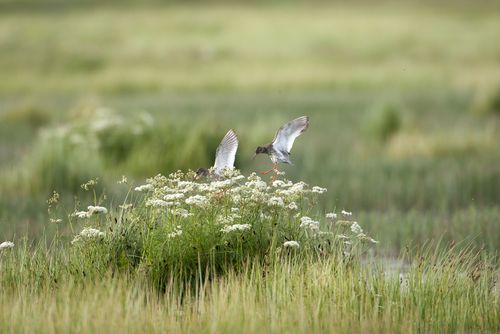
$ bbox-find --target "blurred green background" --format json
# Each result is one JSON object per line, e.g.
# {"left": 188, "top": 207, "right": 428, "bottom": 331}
{"left": 0, "top": 0, "right": 499, "bottom": 254}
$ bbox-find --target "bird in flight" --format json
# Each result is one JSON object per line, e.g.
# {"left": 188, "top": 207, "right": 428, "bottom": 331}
{"left": 253, "top": 116, "right": 309, "bottom": 175}
{"left": 196, "top": 129, "right": 239, "bottom": 177}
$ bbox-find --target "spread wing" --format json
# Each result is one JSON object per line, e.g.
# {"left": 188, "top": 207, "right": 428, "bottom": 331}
{"left": 272, "top": 116, "right": 309, "bottom": 153}
{"left": 213, "top": 129, "right": 238, "bottom": 173}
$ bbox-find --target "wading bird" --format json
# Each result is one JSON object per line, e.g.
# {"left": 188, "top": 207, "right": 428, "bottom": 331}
{"left": 253, "top": 116, "right": 309, "bottom": 175}
{"left": 196, "top": 129, "right": 239, "bottom": 178}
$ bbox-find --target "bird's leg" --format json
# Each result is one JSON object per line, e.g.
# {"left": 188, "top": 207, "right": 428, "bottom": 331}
{"left": 258, "top": 164, "right": 279, "bottom": 180}
{"left": 257, "top": 165, "right": 276, "bottom": 175}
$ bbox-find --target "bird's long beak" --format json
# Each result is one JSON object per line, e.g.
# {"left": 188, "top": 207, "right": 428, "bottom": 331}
{"left": 252, "top": 153, "right": 257, "bottom": 160}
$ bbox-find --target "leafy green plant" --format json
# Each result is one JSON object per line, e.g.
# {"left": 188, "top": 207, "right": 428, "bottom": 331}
{"left": 67, "top": 170, "right": 376, "bottom": 288}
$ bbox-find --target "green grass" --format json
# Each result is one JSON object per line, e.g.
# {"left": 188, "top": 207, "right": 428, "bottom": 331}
{"left": 0, "top": 240, "right": 498, "bottom": 333}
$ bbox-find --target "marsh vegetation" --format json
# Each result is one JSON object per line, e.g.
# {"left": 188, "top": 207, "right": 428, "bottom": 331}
{"left": 0, "top": 0, "right": 499, "bottom": 332}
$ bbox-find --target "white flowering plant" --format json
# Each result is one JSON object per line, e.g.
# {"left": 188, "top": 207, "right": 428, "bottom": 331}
{"left": 68, "top": 170, "right": 377, "bottom": 287}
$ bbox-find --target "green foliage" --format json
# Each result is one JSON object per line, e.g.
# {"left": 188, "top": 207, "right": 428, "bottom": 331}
{"left": 0, "top": 238, "right": 497, "bottom": 333}
{"left": 366, "top": 103, "right": 402, "bottom": 142}
{"left": 66, "top": 171, "right": 371, "bottom": 288}
{"left": 4, "top": 108, "right": 223, "bottom": 194}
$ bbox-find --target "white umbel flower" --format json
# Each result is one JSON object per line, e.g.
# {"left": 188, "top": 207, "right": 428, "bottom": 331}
{"left": 210, "top": 180, "right": 232, "bottom": 189}
{"left": 73, "top": 211, "right": 90, "bottom": 219}
{"left": 311, "top": 186, "right": 327, "bottom": 194}
{"left": 87, "top": 206, "right": 108, "bottom": 215}
{"left": 163, "top": 193, "right": 185, "bottom": 201}
{"left": 268, "top": 196, "right": 285, "bottom": 207}
{"left": 350, "top": 222, "right": 363, "bottom": 234}
{"left": 283, "top": 241, "right": 300, "bottom": 249}
{"left": 289, "top": 182, "right": 307, "bottom": 194}
{"left": 167, "top": 226, "right": 183, "bottom": 238}
{"left": 326, "top": 212, "right": 337, "bottom": 220}
{"left": 80, "top": 228, "right": 105, "bottom": 238}
{"left": 245, "top": 180, "right": 267, "bottom": 191}
{"left": 185, "top": 195, "right": 208, "bottom": 207}
{"left": 221, "top": 224, "right": 251, "bottom": 233}
{"left": 272, "top": 180, "right": 293, "bottom": 188}
{"left": 341, "top": 210, "right": 352, "bottom": 216}
{"left": 300, "top": 216, "right": 320, "bottom": 231}
{"left": 0, "top": 241, "right": 14, "bottom": 250}
{"left": 72, "top": 206, "right": 107, "bottom": 218}
{"left": 217, "top": 215, "right": 235, "bottom": 225}
{"left": 172, "top": 208, "right": 191, "bottom": 218}
{"left": 134, "top": 184, "right": 154, "bottom": 192}
{"left": 72, "top": 228, "right": 105, "bottom": 244}
{"left": 231, "top": 174, "right": 245, "bottom": 182}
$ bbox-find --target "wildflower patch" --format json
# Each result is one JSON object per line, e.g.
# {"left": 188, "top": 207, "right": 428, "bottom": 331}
{"left": 68, "top": 170, "right": 377, "bottom": 287}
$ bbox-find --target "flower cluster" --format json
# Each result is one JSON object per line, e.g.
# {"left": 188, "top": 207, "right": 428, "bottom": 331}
{"left": 72, "top": 205, "right": 108, "bottom": 218}
{"left": 221, "top": 224, "right": 251, "bottom": 233}
{"left": 0, "top": 241, "right": 14, "bottom": 251}
{"left": 326, "top": 212, "right": 337, "bottom": 220}
{"left": 283, "top": 240, "right": 300, "bottom": 249}
{"left": 134, "top": 184, "right": 154, "bottom": 192}
{"left": 134, "top": 171, "right": 332, "bottom": 224}
{"left": 300, "top": 216, "right": 320, "bottom": 231}
{"left": 69, "top": 170, "right": 378, "bottom": 259}
{"left": 71, "top": 228, "right": 105, "bottom": 244}
{"left": 350, "top": 222, "right": 363, "bottom": 234}
{"left": 129, "top": 170, "right": 378, "bottom": 247}
{"left": 167, "top": 226, "right": 183, "bottom": 238}
{"left": 185, "top": 195, "right": 208, "bottom": 207}
{"left": 311, "top": 186, "right": 327, "bottom": 194}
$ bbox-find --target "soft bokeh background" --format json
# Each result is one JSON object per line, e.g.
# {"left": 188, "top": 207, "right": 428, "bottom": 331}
{"left": 1, "top": 0, "right": 499, "bottom": 254}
